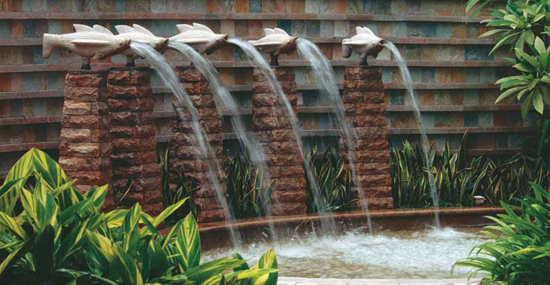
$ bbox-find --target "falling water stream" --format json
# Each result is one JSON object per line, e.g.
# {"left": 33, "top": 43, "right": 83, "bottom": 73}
{"left": 167, "top": 41, "right": 279, "bottom": 241}
{"left": 228, "top": 37, "right": 336, "bottom": 233}
{"left": 129, "top": 42, "right": 242, "bottom": 246}
{"left": 384, "top": 42, "right": 440, "bottom": 228}
{"left": 296, "top": 38, "right": 374, "bottom": 233}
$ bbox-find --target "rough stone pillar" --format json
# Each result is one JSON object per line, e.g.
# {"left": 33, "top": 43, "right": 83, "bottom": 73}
{"left": 107, "top": 67, "right": 162, "bottom": 215}
{"left": 170, "top": 66, "right": 225, "bottom": 223}
{"left": 343, "top": 67, "right": 393, "bottom": 209}
{"left": 252, "top": 67, "right": 307, "bottom": 216}
{"left": 59, "top": 71, "right": 113, "bottom": 208}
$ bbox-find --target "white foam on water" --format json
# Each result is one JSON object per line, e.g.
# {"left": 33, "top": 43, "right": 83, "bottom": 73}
{"left": 204, "top": 228, "right": 485, "bottom": 279}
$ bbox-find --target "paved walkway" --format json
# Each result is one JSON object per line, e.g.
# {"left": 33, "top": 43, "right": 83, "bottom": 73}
{"left": 279, "top": 277, "right": 471, "bottom": 285}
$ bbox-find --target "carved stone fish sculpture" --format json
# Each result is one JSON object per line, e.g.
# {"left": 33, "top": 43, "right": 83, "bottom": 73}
{"left": 342, "top": 26, "right": 385, "bottom": 66}
{"left": 169, "top": 23, "right": 228, "bottom": 55}
{"left": 249, "top": 28, "right": 297, "bottom": 66}
{"left": 115, "top": 24, "right": 169, "bottom": 66}
{"left": 43, "top": 24, "right": 131, "bottom": 70}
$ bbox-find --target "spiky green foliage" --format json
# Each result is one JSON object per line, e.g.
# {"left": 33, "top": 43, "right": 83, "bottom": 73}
{"left": 390, "top": 132, "right": 550, "bottom": 208}
{"left": 391, "top": 132, "right": 486, "bottom": 208}
{"left": 304, "top": 146, "right": 357, "bottom": 213}
{"left": 159, "top": 147, "right": 198, "bottom": 225}
{"left": 0, "top": 148, "right": 278, "bottom": 284}
{"left": 454, "top": 182, "right": 550, "bottom": 284}
{"left": 223, "top": 151, "right": 274, "bottom": 219}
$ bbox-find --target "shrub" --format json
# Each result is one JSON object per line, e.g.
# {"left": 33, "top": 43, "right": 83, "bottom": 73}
{"left": 390, "top": 132, "right": 550, "bottom": 208}
{"left": 454, "top": 182, "right": 550, "bottom": 284}
{"left": 468, "top": 0, "right": 550, "bottom": 117}
{"left": 159, "top": 147, "right": 198, "bottom": 225}
{"left": 223, "top": 151, "right": 274, "bottom": 219}
{"left": 0, "top": 148, "right": 278, "bottom": 284}
{"left": 304, "top": 146, "right": 357, "bottom": 213}
{"left": 391, "top": 132, "right": 488, "bottom": 208}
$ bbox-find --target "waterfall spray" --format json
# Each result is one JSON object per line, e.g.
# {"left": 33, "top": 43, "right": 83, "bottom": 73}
{"left": 296, "top": 38, "right": 374, "bottom": 233}
{"left": 129, "top": 42, "right": 243, "bottom": 246}
{"left": 167, "top": 41, "right": 279, "bottom": 241}
{"left": 228, "top": 37, "right": 337, "bottom": 233}
{"left": 384, "top": 42, "right": 440, "bottom": 228}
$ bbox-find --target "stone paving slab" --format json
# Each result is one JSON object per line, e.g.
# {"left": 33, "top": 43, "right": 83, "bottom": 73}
{"left": 278, "top": 277, "right": 471, "bottom": 285}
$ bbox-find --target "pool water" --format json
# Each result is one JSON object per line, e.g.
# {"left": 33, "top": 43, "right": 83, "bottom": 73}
{"left": 204, "top": 227, "right": 486, "bottom": 279}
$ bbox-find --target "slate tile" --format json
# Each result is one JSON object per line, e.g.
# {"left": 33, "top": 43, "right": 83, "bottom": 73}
{"left": 421, "top": 68, "right": 436, "bottom": 83}
{"left": 464, "top": 113, "right": 479, "bottom": 127}
{"left": 478, "top": 112, "right": 493, "bottom": 127}
{"left": 421, "top": 23, "right": 436, "bottom": 38}
{"left": 392, "top": 22, "right": 407, "bottom": 38}
{"left": 278, "top": 20, "right": 292, "bottom": 34}
{"left": 234, "top": 0, "right": 248, "bottom": 13}
{"left": 407, "top": 22, "right": 422, "bottom": 37}
{"left": 347, "top": 0, "right": 362, "bottom": 14}
{"left": 249, "top": 0, "right": 262, "bottom": 13}
{"left": 306, "top": 21, "right": 320, "bottom": 37}
{"left": 335, "top": 21, "right": 350, "bottom": 37}
{"left": 319, "top": 21, "right": 334, "bottom": 37}
{"left": 436, "top": 23, "right": 451, "bottom": 38}
{"left": 262, "top": 0, "right": 276, "bottom": 13}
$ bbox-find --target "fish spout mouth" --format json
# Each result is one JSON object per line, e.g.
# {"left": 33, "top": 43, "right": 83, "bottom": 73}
{"left": 222, "top": 34, "right": 229, "bottom": 42}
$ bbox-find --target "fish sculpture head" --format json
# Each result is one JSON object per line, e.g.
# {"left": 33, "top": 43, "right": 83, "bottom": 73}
{"left": 115, "top": 36, "right": 132, "bottom": 53}
{"left": 42, "top": 24, "right": 132, "bottom": 69}
{"left": 115, "top": 24, "right": 169, "bottom": 52}
{"left": 248, "top": 28, "right": 297, "bottom": 65}
{"left": 249, "top": 28, "right": 297, "bottom": 56}
{"left": 342, "top": 26, "right": 386, "bottom": 66}
{"left": 170, "top": 23, "right": 228, "bottom": 54}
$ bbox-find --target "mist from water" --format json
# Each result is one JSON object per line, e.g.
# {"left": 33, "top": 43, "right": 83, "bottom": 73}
{"left": 384, "top": 42, "right": 440, "bottom": 228}
{"left": 167, "top": 41, "right": 278, "bottom": 241}
{"left": 129, "top": 42, "right": 242, "bottom": 246}
{"left": 296, "top": 38, "right": 374, "bottom": 233}
{"left": 227, "top": 37, "right": 336, "bottom": 233}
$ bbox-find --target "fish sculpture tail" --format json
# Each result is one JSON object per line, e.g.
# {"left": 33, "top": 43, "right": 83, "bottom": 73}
{"left": 43, "top": 34, "right": 56, "bottom": 59}
{"left": 342, "top": 43, "right": 352, "bottom": 58}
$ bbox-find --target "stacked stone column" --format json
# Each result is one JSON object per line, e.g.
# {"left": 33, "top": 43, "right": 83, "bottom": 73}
{"left": 170, "top": 66, "right": 225, "bottom": 223}
{"left": 107, "top": 67, "right": 162, "bottom": 215}
{"left": 343, "top": 67, "right": 393, "bottom": 209}
{"left": 252, "top": 67, "right": 307, "bottom": 216}
{"left": 59, "top": 71, "right": 113, "bottom": 209}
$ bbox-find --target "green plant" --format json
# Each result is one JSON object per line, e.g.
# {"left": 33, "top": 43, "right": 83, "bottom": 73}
{"left": 223, "top": 151, "right": 274, "bottom": 219}
{"left": 304, "top": 146, "right": 357, "bottom": 213}
{"left": 434, "top": 135, "right": 489, "bottom": 207}
{"left": 466, "top": 0, "right": 499, "bottom": 18}
{"left": 159, "top": 147, "right": 198, "bottom": 225}
{"left": 390, "top": 140, "right": 432, "bottom": 208}
{"left": 389, "top": 131, "right": 550, "bottom": 209}
{"left": 454, "top": 182, "right": 550, "bottom": 284}
{"left": 479, "top": 1, "right": 549, "bottom": 54}
{"left": 496, "top": 37, "right": 550, "bottom": 117}
{"left": 0, "top": 148, "right": 278, "bottom": 284}
{"left": 391, "top": 132, "right": 487, "bottom": 208}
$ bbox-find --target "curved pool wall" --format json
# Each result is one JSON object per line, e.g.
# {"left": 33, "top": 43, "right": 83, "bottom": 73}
{"left": 198, "top": 207, "right": 504, "bottom": 249}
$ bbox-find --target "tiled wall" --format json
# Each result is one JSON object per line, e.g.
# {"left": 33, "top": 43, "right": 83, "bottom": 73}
{"left": 0, "top": 0, "right": 524, "bottom": 177}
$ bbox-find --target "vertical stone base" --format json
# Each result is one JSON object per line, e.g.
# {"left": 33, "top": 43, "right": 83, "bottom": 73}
{"left": 170, "top": 66, "right": 225, "bottom": 223}
{"left": 343, "top": 67, "right": 393, "bottom": 209}
{"left": 252, "top": 67, "right": 307, "bottom": 216}
{"left": 59, "top": 71, "right": 113, "bottom": 209}
{"left": 107, "top": 67, "right": 163, "bottom": 215}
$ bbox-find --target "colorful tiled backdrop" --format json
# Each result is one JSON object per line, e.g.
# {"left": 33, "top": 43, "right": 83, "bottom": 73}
{"left": 0, "top": 0, "right": 524, "bottom": 176}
